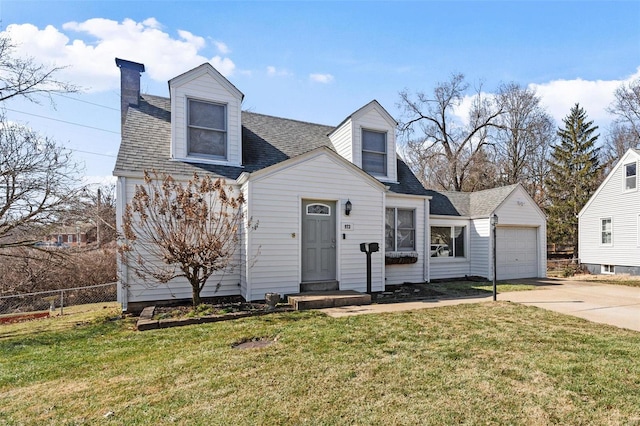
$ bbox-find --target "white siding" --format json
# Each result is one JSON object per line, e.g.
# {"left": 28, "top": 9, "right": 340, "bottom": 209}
{"left": 329, "top": 119, "right": 353, "bottom": 162}
{"left": 470, "top": 218, "right": 490, "bottom": 278}
{"left": 494, "top": 186, "right": 547, "bottom": 278}
{"left": 579, "top": 152, "right": 640, "bottom": 268}
{"left": 118, "top": 176, "right": 242, "bottom": 305}
{"left": 385, "top": 196, "right": 427, "bottom": 285}
{"left": 170, "top": 69, "right": 243, "bottom": 166}
{"left": 353, "top": 108, "right": 397, "bottom": 182}
{"left": 428, "top": 217, "right": 471, "bottom": 279}
{"left": 247, "top": 152, "right": 385, "bottom": 300}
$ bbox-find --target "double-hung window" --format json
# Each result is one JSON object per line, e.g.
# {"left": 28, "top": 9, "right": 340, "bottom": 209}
{"left": 625, "top": 162, "right": 637, "bottom": 191}
{"left": 362, "top": 129, "right": 387, "bottom": 176}
{"left": 430, "top": 226, "right": 465, "bottom": 258}
{"left": 601, "top": 217, "right": 612, "bottom": 245}
{"left": 385, "top": 208, "right": 415, "bottom": 251}
{"left": 188, "top": 99, "right": 227, "bottom": 159}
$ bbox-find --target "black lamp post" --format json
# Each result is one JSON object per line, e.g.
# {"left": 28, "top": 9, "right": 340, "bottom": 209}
{"left": 491, "top": 213, "right": 498, "bottom": 301}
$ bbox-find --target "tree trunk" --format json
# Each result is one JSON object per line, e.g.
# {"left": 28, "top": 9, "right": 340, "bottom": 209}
{"left": 190, "top": 280, "right": 202, "bottom": 306}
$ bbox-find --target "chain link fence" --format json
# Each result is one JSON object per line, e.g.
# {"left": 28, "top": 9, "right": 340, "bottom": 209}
{"left": 0, "top": 282, "right": 118, "bottom": 316}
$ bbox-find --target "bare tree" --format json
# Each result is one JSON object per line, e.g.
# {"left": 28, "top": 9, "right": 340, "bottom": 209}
{"left": 608, "top": 77, "right": 640, "bottom": 140}
{"left": 0, "top": 121, "right": 82, "bottom": 249}
{"left": 0, "top": 35, "right": 78, "bottom": 104}
{"left": 493, "top": 82, "right": 555, "bottom": 205}
{"left": 601, "top": 122, "right": 638, "bottom": 174}
{"left": 399, "top": 73, "right": 503, "bottom": 191}
{"left": 119, "top": 172, "right": 253, "bottom": 306}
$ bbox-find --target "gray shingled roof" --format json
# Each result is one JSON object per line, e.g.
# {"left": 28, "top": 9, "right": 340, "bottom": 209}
{"left": 114, "top": 94, "right": 520, "bottom": 214}
{"left": 428, "top": 184, "right": 520, "bottom": 217}
{"left": 114, "top": 94, "right": 430, "bottom": 196}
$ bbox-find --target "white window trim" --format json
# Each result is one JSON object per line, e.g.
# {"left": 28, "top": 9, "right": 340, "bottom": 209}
{"left": 361, "top": 128, "right": 388, "bottom": 178}
{"left": 430, "top": 225, "right": 467, "bottom": 260}
{"left": 601, "top": 264, "right": 615, "bottom": 274}
{"left": 186, "top": 97, "right": 228, "bottom": 161}
{"left": 600, "top": 217, "right": 613, "bottom": 246}
{"left": 623, "top": 161, "right": 637, "bottom": 192}
{"left": 386, "top": 207, "right": 416, "bottom": 252}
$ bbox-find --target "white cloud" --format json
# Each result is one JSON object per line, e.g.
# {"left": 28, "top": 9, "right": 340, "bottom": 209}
{"left": 214, "top": 40, "right": 230, "bottom": 54}
{"left": 3, "top": 18, "right": 236, "bottom": 93}
{"left": 529, "top": 70, "right": 640, "bottom": 127}
{"left": 450, "top": 68, "right": 640, "bottom": 130}
{"left": 267, "top": 66, "right": 292, "bottom": 77}
{"left": 309, "top": 73, "right": 334, "bottom": 84}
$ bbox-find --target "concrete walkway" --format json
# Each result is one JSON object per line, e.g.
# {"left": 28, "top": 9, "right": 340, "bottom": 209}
{"left": 321, "top": 278, "right": 640, "bottom": 332}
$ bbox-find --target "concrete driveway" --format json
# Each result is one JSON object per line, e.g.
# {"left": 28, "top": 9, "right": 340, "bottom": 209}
{"left": 502, "top": 278, "right": 640, "bottom": 332}
{"left": 322, "top": 278, "right": 640, "bottom": 332}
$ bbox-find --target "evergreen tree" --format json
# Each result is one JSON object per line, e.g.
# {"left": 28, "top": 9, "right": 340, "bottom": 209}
{"left": 545, "top": 104, "right": 601, "bottom": 258}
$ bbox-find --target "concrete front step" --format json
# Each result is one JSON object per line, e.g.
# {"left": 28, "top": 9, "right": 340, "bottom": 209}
{"left": 300, "top": 280, "right": 339, "bottom": 292}
{"left": 288, "top": 290, "right": 371, "bottom": 311}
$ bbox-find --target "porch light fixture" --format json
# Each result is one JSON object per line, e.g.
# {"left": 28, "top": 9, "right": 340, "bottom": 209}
{"left": 345, "top": 199, "right": 352, "bottom": 216}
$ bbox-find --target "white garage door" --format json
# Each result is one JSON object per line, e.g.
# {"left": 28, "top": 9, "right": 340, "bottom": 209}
{"left": 496, "top": 227, "right": 538, "bottom": 280}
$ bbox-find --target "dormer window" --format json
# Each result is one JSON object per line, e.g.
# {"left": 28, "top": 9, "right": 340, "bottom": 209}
{"left": 362, "top": 129, "right": 387, "bottom": 176}
{"left": 188, "top": 99, "right": 227, "bottom": 159}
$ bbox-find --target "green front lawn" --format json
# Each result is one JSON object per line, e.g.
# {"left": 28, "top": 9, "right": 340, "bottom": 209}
{"left": 1, "top": 302, "right": 639, "bottom": 425}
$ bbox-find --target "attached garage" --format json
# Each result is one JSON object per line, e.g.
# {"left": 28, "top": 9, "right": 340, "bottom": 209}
{"left": 496, "top": 227, "right": 539, "bottom": 280}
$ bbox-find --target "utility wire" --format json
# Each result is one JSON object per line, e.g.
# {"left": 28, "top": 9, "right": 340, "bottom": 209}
{"left": 52, "top": 93, "right": 120, "bottom": 111}
{"left": 5, "top": 108, "right": 120, "bottom": 135}
{"left": 69, "top": 148, "right": 117, "bottom": 158}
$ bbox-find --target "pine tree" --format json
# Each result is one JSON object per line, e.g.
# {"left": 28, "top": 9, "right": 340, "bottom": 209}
{"left": 545, "top": 103, "right": 601, "bottom": 258}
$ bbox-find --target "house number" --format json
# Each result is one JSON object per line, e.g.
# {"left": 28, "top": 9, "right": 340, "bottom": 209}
{"left": 343, "top": 223, "right": 354, "bottom": 231}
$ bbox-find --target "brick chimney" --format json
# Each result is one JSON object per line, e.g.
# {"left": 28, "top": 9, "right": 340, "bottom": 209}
{"left": 115, "top": 58, "right": 145, "bottom": 132}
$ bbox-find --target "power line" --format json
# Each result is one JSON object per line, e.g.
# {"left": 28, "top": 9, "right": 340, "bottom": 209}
{"left": 52, "top": 93, "right": 120, "bottom": 111}
{"left": 4, "top": 108, "right": 120, "bottom": 135}
{"left": 68, "top": 148, "right": 117, "bottom": 159}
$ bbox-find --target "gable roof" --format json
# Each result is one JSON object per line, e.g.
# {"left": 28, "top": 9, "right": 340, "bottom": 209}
{"left": 328, "top": 100, "right": 398, "bottom": 138}
{"left": 429, "top": 184, "right": 522, "bottom": 217}
{"left": 578, "top": 147, "right": 640, "bottom": 217}
{"left": 113, "top": 94, "right": 429, "bottom": 197}
{"left": 169, "top": 62, "right": 244, "bottom": 101}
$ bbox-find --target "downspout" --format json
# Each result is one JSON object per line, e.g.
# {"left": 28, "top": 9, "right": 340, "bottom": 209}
{"left": 116, "top": 176, "right": 128, "bottom": 312}
{"left": 424, "top": 198, "right": 430, "bottom": 283}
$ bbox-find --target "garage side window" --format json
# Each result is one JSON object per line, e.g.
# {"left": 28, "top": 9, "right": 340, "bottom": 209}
{"left": 601, "top": 217, "right": 612, "bottom": 245}
{"left": 431, "top": 226, "right": 465, "bottom": 257}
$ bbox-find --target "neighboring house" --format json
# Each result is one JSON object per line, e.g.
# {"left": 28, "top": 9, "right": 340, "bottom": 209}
{"left": 113, "top": 58, "right": 547, "bottom": 311}
{"left": 579, "top": 148, "right": 640, "bottom": 275}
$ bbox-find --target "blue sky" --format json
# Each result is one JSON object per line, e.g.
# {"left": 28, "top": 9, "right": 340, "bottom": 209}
{"left": 2, "top": 1, "right": 639, "bottom": 182}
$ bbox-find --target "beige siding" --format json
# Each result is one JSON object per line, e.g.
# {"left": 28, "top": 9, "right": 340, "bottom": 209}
{"left": 469, "top": 218, "right": 490, "bottom": 278}
{"left": 385, "top": 196, "right": 427, "bottom": 285}
{"left": 247, "top": 153, "right": 385, "bottom": 300}
{"left": 170, "top": 70, "right": 242, "bottom": 166}
{"left": 353, "top": 107, "right": 397, "bottom": 182}
{"left": 428, "top": 217, "right": 471, "bottom": 279}
{"left": 329, "top": 119, "right": 353, "bottom": 162}
{"left": 579, "top": 153, "right": 640, "bottom": 268}
{"left": 118, "top": 176, "right": 242, "bottom": 305}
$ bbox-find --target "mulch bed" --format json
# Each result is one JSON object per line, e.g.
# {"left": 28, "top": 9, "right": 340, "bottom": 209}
{"left": 372, "top": 283, "right": 444, "bottom": 303}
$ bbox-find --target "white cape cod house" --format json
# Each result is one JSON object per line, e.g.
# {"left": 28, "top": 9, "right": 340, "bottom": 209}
{"left": 113, "top": 58, "right": 546, "bottom": 311}
{"left": 579, "top": 148, "right": 640, "bottom": 275}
